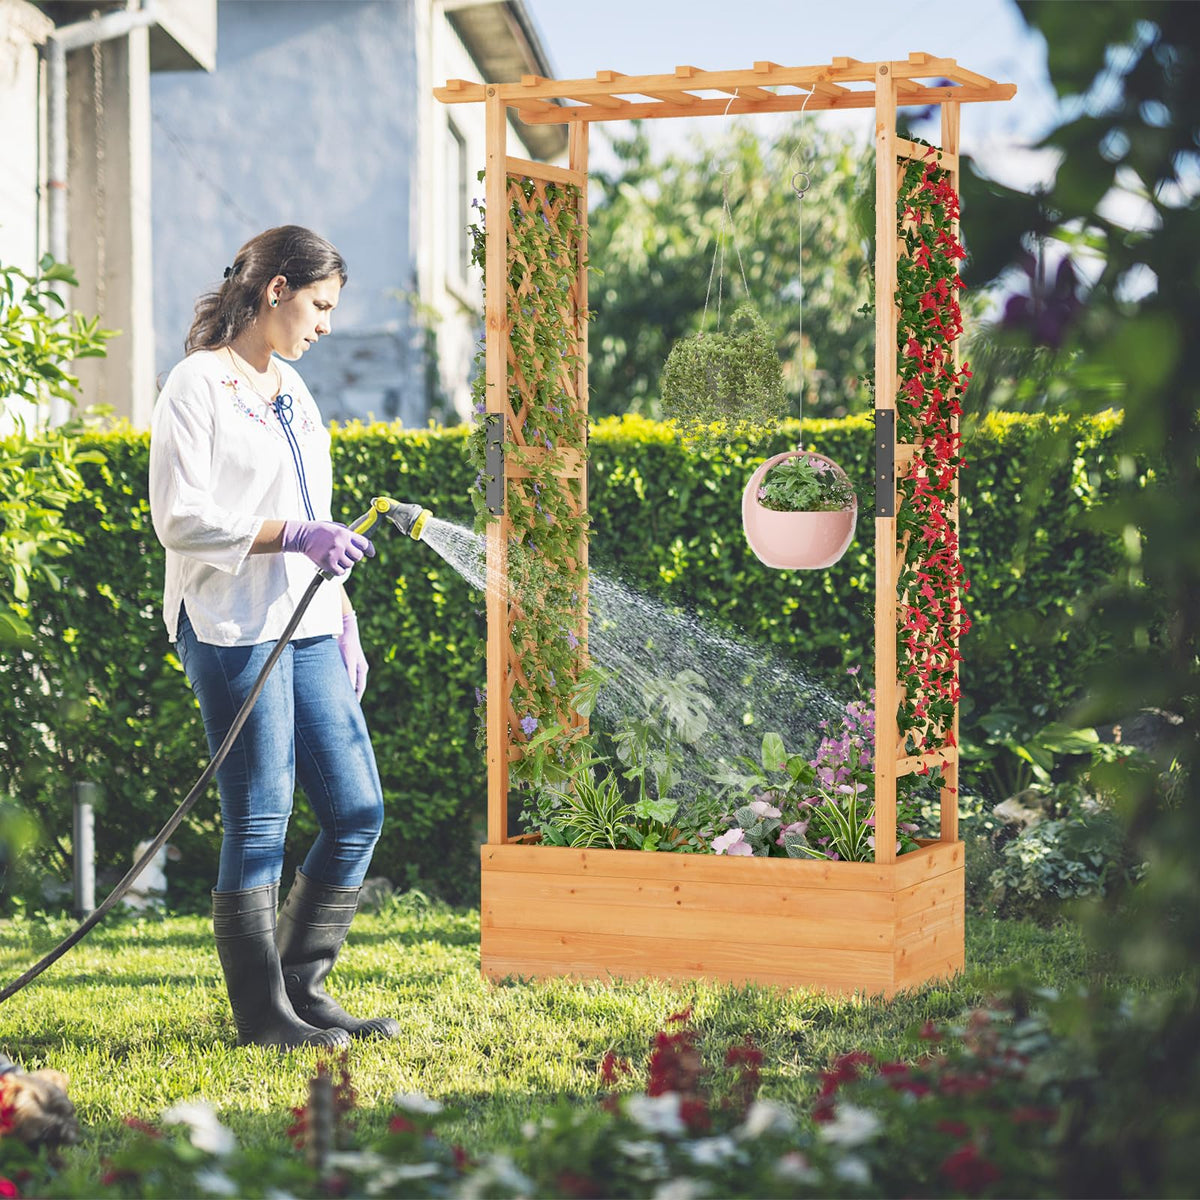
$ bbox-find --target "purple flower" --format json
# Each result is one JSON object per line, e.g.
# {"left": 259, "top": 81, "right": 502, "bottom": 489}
{"left": 566, "top": 630, "right": 579, "bottom": 649}
{"left": 474, "top": 687, "right": 486, "bottom": 706}
{"left": 757, "top": 486, "right": 768, "bottom": 501}
{"left": 777, "top": 819, "right": 809, "bottom": 845}
{"left": 847, "top": 666, "right": 861, "bottom": 676}
{"left": 520, "top": 714, "right": 538, "bottom": 737}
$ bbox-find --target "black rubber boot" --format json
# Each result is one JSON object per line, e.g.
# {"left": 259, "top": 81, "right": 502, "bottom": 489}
{"left": 212, "top": 884, "right": 351, "bottom": 1050}
{"left": 276, "top": 870, "right": 400, "bottom": 1039}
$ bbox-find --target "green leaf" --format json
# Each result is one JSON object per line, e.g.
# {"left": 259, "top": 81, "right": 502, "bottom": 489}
{"left": 761, "top": 731, "right": 787, "bottom": 772}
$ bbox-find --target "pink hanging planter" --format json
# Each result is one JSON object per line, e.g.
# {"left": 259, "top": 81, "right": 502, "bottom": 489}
{"left": 742, "top": 450, "right": 858, "bottom": 570}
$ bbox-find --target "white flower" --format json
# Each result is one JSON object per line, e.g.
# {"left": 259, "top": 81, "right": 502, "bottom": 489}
{"left": 456, "top": 1154, "right": 535, "bottom": 1199}
{"left": 161, "top": 1100, "right": 236, "bottom": 1158}
{"left": 738, "top": 1099, "right": 796, "bottom": 1140}
{"left": 393, "top": 1091, "right": 443, "bottom": 1115}
{"left": 653, "top": 1179, "right": 710, "bottom": 1200}
{"left": 617, "top": 1139, "right": 664, "bottom": 1161}
{"left": 818, "top": 1103, "right": 881, "bottom": 1147}
{"left": 686, "top": 1135, "right": 738, "bottom": 1166}
{"left": 625, "top": 1092, "right": 686, "bottom": 1137}
{"left": 195, "top": 1168, "right": 238, "bottom": 1197}
{"left": 774, "top": 1151, "right": 817, "bottom": 1184}
{"left": 834, "top": 1156, "right": 872, "bottom": 1186}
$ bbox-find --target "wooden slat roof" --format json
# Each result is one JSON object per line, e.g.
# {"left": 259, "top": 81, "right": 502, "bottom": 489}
{"left": 436, "top": 51, "right": 1016, "bottom": 124}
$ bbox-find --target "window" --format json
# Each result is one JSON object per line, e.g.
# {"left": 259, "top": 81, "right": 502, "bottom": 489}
{"left": 446, "top": 119, "right": 469, "bottom": 285}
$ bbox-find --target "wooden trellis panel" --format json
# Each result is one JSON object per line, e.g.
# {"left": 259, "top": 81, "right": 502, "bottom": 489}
{"left": 484, "top": 94, "right": 589, "bottom": 844}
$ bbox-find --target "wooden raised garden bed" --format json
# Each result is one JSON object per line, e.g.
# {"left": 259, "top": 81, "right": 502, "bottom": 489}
{"left": 482, "top": 841, "right": 963, "bottom": 997}
{"left": 437, "top": 54, "right": 1013, "bottom": 996}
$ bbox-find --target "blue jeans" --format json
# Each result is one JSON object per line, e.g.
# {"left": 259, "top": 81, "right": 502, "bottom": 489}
{"left": 175, "top": 607, "right": 384, "bottom": 892}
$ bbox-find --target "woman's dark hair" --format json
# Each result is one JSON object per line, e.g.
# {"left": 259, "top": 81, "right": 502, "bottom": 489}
{"left": 185, "top": 225, "right": 347, "bottom": 353}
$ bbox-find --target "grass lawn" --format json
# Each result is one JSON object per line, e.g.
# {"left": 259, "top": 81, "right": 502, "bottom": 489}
{"left": 0, "top": 897, "right": 1134, "bottom": 1180}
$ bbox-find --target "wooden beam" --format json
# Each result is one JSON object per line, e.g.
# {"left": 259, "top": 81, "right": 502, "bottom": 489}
{"left": 485, "top": 88, "right": 509, "bottom": 847}
{"left": 874, "top": 62, "right": 900, "bottom": 867}
{"left": 503, "top": 156, "right": 587, "bottom": 187}
{"left": 509, "top": 83, "right": 1015, "bottom": 124}
{"left": 569, "top": 120, "right": 591, "bottom": 708}
{"left": 940, "top": 97, "right": 962, "bottom": 845}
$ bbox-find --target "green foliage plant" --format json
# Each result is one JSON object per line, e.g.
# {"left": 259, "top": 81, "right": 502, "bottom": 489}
{"left": 755, "top": 452, "right": 855, "bottom": 512}
{"left": 660, "top": 303, "right": 788, "bottom": 444}
{"left": 0, "top": 256, "right": 112, "bottom": 644}
{"left": 712, "top": 676, "right": 924, "bottom": 862}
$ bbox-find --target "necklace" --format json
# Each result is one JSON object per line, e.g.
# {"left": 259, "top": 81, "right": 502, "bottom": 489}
{"left": 225, "top": 345, "right": 281, "bottom": 403}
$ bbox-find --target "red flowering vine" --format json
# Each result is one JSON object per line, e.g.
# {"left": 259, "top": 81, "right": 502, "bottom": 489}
{"left": 894, "top": 147, "right": 972, "bottom": 756}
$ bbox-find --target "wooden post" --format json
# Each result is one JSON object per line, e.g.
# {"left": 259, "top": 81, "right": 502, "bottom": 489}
{"left": 873, "top": 63, "right": 899, "bottom": 865}
{"left": 485, "top": 89, "right": 509, "bottom": 845}
{"left": 940, "top": 100, "right": 961, "bottom": 843}
{"left": 569, "top": 122, "right": 591, "bottom": 729}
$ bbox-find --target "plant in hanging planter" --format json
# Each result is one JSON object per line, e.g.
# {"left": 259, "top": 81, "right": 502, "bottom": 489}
{"left": 660, "top": 303, "right": 788, "bottom": 442}
{"left": 756, "top": 452, "right": 856, "bottom": 512}
{"left": 741, "top": 449, "right": 858, "bottom": 570}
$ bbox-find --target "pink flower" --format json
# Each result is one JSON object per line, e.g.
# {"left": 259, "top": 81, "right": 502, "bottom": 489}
{"left": 748, "top": 799, "right": 782, "bottom": 819}
{"left": 712, "top": 828, "right": 753, "bottom": 856}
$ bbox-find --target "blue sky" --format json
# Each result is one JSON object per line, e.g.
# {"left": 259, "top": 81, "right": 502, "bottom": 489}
{"left": 521, "top": 0, "right": 1059, "bottom": 184}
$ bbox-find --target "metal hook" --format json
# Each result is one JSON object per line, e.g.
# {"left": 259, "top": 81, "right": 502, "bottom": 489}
{"left": 791, "top": 170, "right": 810, "bottom": 199}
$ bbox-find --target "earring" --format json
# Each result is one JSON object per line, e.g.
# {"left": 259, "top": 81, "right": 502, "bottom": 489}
{"left": 270, "top": 298, "right": 278, "bottom": 308}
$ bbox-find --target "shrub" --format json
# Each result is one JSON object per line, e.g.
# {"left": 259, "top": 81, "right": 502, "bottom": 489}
{"left": 0, "top": 412, "right": 1137, "bottom": 907}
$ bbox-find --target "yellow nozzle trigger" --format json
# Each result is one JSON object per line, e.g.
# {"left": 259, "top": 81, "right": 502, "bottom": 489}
{"left": 349, "top": 497, "right": 389, "bottom": 536}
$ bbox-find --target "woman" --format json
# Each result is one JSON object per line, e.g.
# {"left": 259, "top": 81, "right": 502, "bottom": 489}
{"left": 149, "top": 226, "right": 398, "bottom": 1049}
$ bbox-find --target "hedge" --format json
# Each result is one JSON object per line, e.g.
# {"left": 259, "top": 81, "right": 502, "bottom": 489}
{"left": 0, "top": 412, "right": 1129, "bottom": 907}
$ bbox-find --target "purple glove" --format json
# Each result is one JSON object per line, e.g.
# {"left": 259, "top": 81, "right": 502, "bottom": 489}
{"left": 280, "top": 520, "right": 374, "bottom": 577}
{"left": 338, "top": 611, "right": 369, "bottom": 700}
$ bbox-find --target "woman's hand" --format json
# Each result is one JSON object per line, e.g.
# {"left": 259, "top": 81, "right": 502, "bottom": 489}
{"left": 337, "top": 611, "right": 369, "bottom": 700}
{"left": 280, "top": 520, "right": 374, "bottom": 576}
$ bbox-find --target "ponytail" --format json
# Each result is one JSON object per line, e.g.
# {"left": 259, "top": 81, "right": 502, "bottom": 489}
{"left": 185, "top": 225, "right": 347, "bottom": 354}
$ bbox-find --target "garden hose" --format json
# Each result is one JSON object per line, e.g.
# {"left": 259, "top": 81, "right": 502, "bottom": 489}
{"left": 0, "top": 497, "right": 432, "bottom": 1006}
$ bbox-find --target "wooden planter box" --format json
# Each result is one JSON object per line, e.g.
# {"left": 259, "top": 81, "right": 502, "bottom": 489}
{"left": 481, "top": 839, "right": 964, "bottom": 997}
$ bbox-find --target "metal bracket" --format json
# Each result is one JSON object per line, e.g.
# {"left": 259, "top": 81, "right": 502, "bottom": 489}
{"left": 875, "top": 408, "right": 895, "bottom": 517}
{"left": 484, "top": 412, "right": 505, "bottom": 516}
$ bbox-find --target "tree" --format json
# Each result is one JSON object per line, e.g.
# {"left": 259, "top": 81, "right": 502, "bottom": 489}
{"left": 0, "top": 257, "right": 112, "bottom": 643}
{"left": 960, "top": 4, "right": 1200, "bottom": 1189}
{"left": 586, "top": 120, "right": 875, "bottom": 419}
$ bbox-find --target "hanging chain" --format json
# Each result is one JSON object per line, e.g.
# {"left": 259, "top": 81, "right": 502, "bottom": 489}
{"left": 700, "top": 90, "right": 751, "bottom": 336}
{"left": 788, "top": 84, "right": 817, "bottom": 434}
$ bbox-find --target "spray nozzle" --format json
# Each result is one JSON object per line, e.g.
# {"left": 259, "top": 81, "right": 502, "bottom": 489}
{"left": 349, "top": 497, "right": 432, "bottom": 542}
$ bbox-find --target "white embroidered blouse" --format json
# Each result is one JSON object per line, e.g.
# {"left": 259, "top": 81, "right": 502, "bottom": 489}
{"left": 148, "top": 348, "right": 344, "bottom": 646}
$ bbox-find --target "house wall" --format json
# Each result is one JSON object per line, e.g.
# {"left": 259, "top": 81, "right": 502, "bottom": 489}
{"left": 0, "top": 0, "right": 51, "bottom": 276}
{"left": 151, "top": 0, "right": 425, "bottom": 424}
{"left": 415, "top": 0, "right": 518, "bottom": 423}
